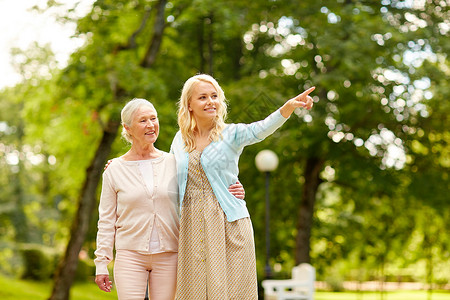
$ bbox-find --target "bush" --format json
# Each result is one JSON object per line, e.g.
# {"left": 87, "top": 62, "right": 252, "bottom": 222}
{"left": 75, "top": 259, "right": 95, "bottom": 282}
{"left": 0, "top": 245, "right": 23, "bottom": 277}
{"left": 325, "top": 275, "right": 344, "bottom": 292}
{"left": 19, "top": 244, "right": 95, "bottom": 282}
{"left": 20, "top": 247, "right": 53, "bottom": 281}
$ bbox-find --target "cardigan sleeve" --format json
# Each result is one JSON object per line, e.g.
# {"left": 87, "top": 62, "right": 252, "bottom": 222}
{"left": 94, "top": 171, "right": 117, "bottom": 275}
{"left": 231, "top": 108, "right": 289, "bottom": 149}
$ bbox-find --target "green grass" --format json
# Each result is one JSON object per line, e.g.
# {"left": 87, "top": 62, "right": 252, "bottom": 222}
{"left": 315, "top": 291, "right": 450, "bottom": 300}
{"left": 1, "top": 274, "right": 449, "bottom": 299}
{"left": 0, "top": 275, "right": 117, "bottom": 300}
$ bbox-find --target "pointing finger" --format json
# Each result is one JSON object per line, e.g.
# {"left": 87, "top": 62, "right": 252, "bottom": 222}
{"left": 301, "top": 86, "right": 315, "bottom": 96}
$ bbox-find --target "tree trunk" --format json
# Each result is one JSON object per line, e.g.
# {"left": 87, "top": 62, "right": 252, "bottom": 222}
{"left": 197, "top": 18, "right": 205, "bottom": 73}
{"left": 207, "top": 13, "right": 214, "bottom": 75}
{"left": 141, "top": 0, "right": 167, "bottom": 68}
{"left": 295, "top": 156, "right": 324, "bottom": 264}
{"left": 48, "top": 119, "right": 120, "bottom": 300}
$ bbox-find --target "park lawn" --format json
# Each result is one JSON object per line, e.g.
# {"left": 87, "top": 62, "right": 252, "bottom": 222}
{"left": 315, "top": 290, "right": 450, "bottom": 300}
{"left": 0, "top": 274, "right": 117, "bottom": 300}
{"left": 1, "top": 274, "right": 449, "bottom": 300}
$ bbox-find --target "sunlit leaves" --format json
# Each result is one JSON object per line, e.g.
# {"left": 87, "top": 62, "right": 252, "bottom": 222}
{"left": 0, "top": 0, "right": 448, "bottom": 286}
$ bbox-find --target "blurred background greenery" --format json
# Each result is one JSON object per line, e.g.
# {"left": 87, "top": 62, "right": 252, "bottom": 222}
{"left": 0, "top": 0, "right": 448, "bottom": 299}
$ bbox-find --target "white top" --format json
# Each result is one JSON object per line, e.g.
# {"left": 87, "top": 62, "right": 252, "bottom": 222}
{"left": 137, "top": 160, "right": 161, "bottom": 253}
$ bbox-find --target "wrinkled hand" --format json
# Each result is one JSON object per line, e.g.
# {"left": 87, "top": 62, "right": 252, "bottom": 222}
{"left": 290, "top": 87, "right": 315, "bottom": 110}
{"left": 228, "top": 181, "right": 245, "bottom": 200}
{"left": 104, "top": 159, "right": 113, "bottom": 170}
{"left": 95, "top": 274, "right": 112, "bottom": 292}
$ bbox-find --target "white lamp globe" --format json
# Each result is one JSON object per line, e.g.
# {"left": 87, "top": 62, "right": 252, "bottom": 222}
{"left": 255, "top": 150, "right": 279, "bottom": 172}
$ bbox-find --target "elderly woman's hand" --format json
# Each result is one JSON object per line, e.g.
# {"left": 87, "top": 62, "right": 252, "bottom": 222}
{"left": 95, "top": 274, "right": 112, "bottom": 292}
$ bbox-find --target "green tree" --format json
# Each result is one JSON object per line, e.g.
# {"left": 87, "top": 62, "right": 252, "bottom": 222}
{"left": 44, "top": 0, "right": 173, "bottom": 299}
{"left": 232, "top": 0, "right": 449, "bottom": 268}
{"left": 1, "top": 0, "right": 447, "bottom": 298}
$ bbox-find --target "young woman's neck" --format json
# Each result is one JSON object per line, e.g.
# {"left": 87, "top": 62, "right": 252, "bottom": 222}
{"left": 194, "top": 118, "right": 214, "bottom": 138}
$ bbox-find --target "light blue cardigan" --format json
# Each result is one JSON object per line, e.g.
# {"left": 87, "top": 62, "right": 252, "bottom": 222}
{"left": 170, "top": 109, "right": 289, "bottom": 222}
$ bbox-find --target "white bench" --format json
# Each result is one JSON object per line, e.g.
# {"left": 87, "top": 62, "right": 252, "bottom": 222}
{"left": 262, "top": 263, "right": 315, "bottom": 300}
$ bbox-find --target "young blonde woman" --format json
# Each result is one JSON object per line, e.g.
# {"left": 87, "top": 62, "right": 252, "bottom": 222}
{"left": 170, "top": 74, "right": 315, "bottom": 299}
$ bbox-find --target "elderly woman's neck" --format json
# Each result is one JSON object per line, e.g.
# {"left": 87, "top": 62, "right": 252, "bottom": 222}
{"left": 124, "top": 144, "right": 161, "bottom": 160}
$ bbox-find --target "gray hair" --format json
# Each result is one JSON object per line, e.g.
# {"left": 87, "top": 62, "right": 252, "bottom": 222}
{"left": 121, "top": 98, "right": 156, "bottom": 143}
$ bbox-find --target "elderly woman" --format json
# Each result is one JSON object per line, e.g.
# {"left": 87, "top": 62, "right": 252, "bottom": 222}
{"left": 170, "top": 74, "right": 315, "bottom": 299}
{"left": 94, "top": 98, "right": 179, "bottom": 300}
{"left": 94, "top": 98, "right": 245, "bottom": 300}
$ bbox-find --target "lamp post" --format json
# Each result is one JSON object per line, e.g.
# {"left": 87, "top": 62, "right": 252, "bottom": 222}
{"left": 255, "top": 149, "right": 279, "bottom": 279}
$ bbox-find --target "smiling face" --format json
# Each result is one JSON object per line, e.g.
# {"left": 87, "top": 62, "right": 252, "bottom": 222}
{"left": 126, "top": 106, "right": 159, "bottom": 145}
{"left": 188, "top": 81, "right": 219, "bottom": 122}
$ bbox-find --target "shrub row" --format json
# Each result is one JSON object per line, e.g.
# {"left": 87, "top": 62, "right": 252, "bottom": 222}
{"left": 19, "top": 245, "right": 94, "bottom": 282}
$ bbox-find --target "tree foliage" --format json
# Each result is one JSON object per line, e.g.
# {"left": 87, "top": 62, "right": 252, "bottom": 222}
{"left": 0, "top": 0, "right": 448, "bottom": 298}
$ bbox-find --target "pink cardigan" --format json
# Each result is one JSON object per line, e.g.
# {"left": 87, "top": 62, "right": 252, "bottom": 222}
{"left": 94, "top": 152, "right": 179, "bottom": 275}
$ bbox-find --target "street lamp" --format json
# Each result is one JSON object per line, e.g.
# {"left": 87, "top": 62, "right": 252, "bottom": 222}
{"left": 255, "top": 149, "right": 279, "bottom": 279}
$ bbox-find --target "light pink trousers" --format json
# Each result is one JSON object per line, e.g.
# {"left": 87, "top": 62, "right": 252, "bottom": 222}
{"left": 114, "top": 250, "right": 177, "bottom": 300}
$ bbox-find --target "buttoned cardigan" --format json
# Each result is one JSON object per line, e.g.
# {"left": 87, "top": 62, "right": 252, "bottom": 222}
{"left": 94, "top": 152, "right": 179, "bottom": 275}
{"left": 170, "top": 109, "right": 288, "bottom": 222}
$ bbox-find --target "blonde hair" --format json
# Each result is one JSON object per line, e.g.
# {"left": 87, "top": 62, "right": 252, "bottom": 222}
{"left": 121, "top": 98, "right": 156, "bottom": 143}
{"left": 177, "top": 74, "right": 228, "bottom": 151}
